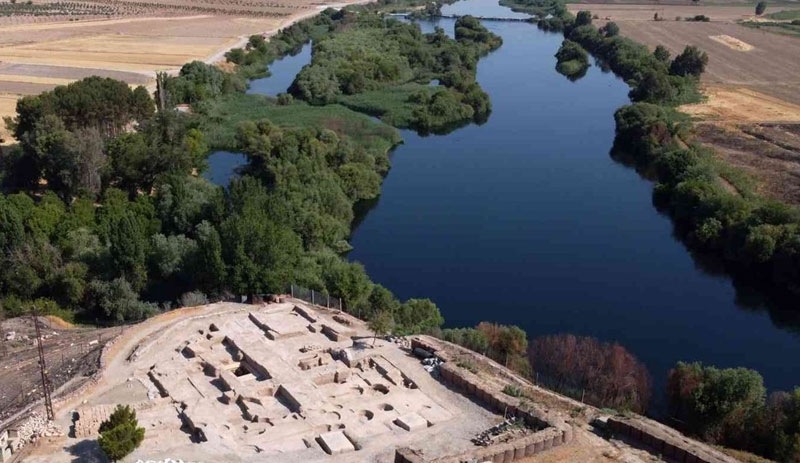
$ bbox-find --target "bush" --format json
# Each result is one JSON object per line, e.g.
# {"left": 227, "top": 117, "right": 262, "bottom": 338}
{"left": 755, "top": 1, "right": 767, "bottom": 15}
{"left": 502, "top": 384, "right": 524, "bottom": 397}
{"left": 530, "top": 334, "right": 652, "bottom": 412}
{"left": 179, "top": 291, "right": 208, "bottom": 308}
{"left": 98, "top": 405, "right": 144, "bottom": 462}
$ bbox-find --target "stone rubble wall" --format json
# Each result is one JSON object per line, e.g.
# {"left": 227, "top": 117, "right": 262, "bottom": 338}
{"left": 606, "top": 417, "right": 739, "bottom": 463}
{"left": 393, "top": 339, "right": 574, "bottom": 463}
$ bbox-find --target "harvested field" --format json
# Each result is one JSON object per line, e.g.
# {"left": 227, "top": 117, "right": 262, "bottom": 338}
{"left": 695, "top": 122, "right": 800, "bottom": 204}
{"left": 567, "top": 3, "right": 777, "bottom": 21}
{"left": 0, "top": 63, "right": 151, "bottom": 84}
{"left": 681, "top": 85, "right": 800, "bottom": 122}
{"left": 614, "top": 21, "right": 800, "bottom": 104}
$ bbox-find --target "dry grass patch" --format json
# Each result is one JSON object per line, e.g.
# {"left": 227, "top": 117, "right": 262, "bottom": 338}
{"left": 708, "top": 34, "right": 753, "bottom": 51}
{"left": 681, "top": 85, "right": 800, "bottom": 123}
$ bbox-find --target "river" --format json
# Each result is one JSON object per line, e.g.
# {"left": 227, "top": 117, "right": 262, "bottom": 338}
{"left": 207, "top": 0, "right": 800, "bottom": 412}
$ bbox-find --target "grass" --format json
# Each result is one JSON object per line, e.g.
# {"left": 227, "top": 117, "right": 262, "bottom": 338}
{"left": 502, "top": 384, "right": 524, "bottom": 397}
{"left": 715, "top": 446, "right": 777, "bottom": 463}
{"left": 194, "top": 93, "right": 401, "bottom": 152}
{"left": 766, "top": 9, "right": 800, "bottom": 20}
{"left": 741, "top": 20, "right": 800, "bottom": 37}
{"left": 456, "top": 360, "right": 478, "bottom": 373}
{"left": 337, "top": 82, "right": 433, "bottom": 128}
{"left": 555, "top": 59, "right": 589, "bottom": 79}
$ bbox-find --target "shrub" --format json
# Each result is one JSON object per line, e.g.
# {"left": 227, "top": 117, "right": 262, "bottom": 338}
{"left": 179, "top": 291, "right": 208, "bottom": 308}
{"left": 502, "top": 384, "right": 524, "bottom": 397}
{"left": 755, "top": 1, "right": 767, "bottom": 15}
{"left": 98, "top": 405, "right": 145, "bottom": 462}
{"left": 670, "top": 45, "right": 708, "bottom": 77}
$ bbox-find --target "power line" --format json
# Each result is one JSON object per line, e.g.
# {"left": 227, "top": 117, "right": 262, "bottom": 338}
{"left": 32, "top": 306, "right": 54, "bottom": 421}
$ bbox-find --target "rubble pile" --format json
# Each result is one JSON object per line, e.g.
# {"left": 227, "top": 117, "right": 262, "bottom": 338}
{"left": 421, "top": 356, "right": 443, "bottom": 373}
{"left": 12, "top": 412, "right": 63, "bottom": 450}
{"left": 471, "top": 418, "right": 527, "bottom": 446}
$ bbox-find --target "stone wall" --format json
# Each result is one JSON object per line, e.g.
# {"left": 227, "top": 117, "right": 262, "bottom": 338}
{"left": 394, "top": 339, "right": 574, "bottom": 463}
{"left": 606, "top": 418, "right": 739, "bottom": 463}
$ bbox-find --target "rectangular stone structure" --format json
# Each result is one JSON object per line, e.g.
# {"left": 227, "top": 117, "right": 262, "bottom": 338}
{"left": 317, "top": 430, "right": 355, "bottom": 455}
{"left": 395, "top": 412, "right": 428, "bottom": 432}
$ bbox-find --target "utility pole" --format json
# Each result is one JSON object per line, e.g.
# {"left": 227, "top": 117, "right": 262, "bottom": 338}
{"left": 32, "top": 306, "right": 54, "bottom": 421}
{"left": 0, "top": 304, "right": 6, "bottom": 359}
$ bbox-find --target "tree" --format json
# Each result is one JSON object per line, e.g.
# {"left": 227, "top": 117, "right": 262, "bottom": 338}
{"left": 575, "top": 10, "right": 593, "bottom": 26}
{"left": 394, "top": 298, "right": 444, "bottom": 335}
{"left": 441, "top": 323, "right": 530, "bottom": 373}
{"left": 755, "top": 1, "right": 767, "bottom": 15}
{"left": 669, "top": 45, "right": 708, "bottom": 77}
{"left": 88, "top": 278, "right": 156, "bottom": 322}
{"left": 653, "top": 45, "right": 671, "bottom": 63}
{"left": 667, "top": 362, "right": 766, "bottom": 443}
{"left": 368, "top": 310, "right": 394, "bottom": 345}
{"left": 603, "top": 21, "right": 620, "bottom": 37}
{"left": 630, "top": 69, "right": 676, "bottom": 103}
{"left": 193, "top": 221, "right": 226, "bottom": 295}
{"left": 109, "top": 212, "right": 149, "bottom": 290}
{"left": 98, "top": 405, "right": 144, "bottom": 462}
{"left": 530, "top": 334, "right": 652, "bottom": 412}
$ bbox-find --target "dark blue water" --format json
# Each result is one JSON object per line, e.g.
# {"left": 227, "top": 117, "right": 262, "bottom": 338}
{"left": 204, "top": 151, "right": 247, "bottom": 186}
{"left": 209, "top": 0, "right": 800, "bottom": 409}
{"left": 349, "top": 4, "right": 800, "bottom": 404}
{"left": 247, "top": 43, "right": 312, "bottom": 96}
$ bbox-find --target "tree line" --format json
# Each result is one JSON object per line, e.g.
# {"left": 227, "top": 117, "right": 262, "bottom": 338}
{"left": 0, "top": 8, "right": 452, "bottom": 332}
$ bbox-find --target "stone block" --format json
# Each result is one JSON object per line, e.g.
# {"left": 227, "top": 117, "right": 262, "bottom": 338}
{"left": 395, "top": 413, "right": 428, "bottom": 432}
{"left": 334, "top": 369, "right": 350, "bottom": 383}
{"left": 317, "top": 431, "right": 355, "bottom": 455}
{"left": 504, "top": 446, "right": 515, "bottom": 462}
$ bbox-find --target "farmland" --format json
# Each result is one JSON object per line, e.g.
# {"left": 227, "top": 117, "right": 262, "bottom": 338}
{"left": 568, "top": 1, "right": 800, "bottom": 206}
{"left": 0, "top": 0, "right": 371, "bottom": 143}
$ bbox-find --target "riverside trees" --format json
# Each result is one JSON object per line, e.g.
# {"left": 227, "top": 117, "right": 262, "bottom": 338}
{"left": 667, "top": 362, "right": 800, "bottom": 462}
{"left": 288, "top": 13, "right": 498, "bottom": 133}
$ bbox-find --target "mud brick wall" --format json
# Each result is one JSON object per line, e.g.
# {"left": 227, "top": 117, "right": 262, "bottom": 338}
{"left": 606, "top": 418, "right": 738, "bottom": 463}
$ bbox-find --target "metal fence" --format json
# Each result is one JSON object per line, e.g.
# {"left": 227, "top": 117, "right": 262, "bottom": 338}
{"left": 289, "top": 284, "right": 343, "bottom": 311}
{"left": 0, "top": 326, "right": 124, "bottom": 426}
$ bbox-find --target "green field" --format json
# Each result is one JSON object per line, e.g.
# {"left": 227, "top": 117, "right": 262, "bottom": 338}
{"left": 766, "top": 9, "right": 800, "bottom": 19}
{"left": 194, "top": 93, "right": 401, "bottom": 151}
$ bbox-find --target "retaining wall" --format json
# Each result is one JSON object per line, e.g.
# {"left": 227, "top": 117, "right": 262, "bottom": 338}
{"left": 393, "top": 339, "right": 574, "bottom": 463}
{"left": 606, "top": 418, "right": 739, "bottom": 463}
